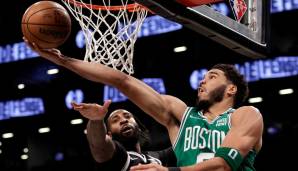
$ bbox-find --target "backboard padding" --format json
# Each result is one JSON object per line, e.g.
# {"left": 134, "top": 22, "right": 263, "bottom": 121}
{"left": 136, "top": 0, "right": 270, "bottom": 58}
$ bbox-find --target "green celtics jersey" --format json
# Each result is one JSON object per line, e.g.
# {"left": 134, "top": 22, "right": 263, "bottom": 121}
{"left": 173, "top": 107, "right": 257, "bottom": 171}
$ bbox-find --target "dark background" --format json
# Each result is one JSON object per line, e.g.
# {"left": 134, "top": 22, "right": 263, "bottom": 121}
{"left": 0, "top": 0, "right": 298, "bottom": 170}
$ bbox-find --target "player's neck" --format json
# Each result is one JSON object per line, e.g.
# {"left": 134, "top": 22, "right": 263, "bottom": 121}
{"left": 204, "top": 100, "right": 233, "bottom": 121}
{"left": 123, "top": 141, "right": 142, "bottom": 153}
{"left": 135, "top": 143, "right": 141, "bottom": 153}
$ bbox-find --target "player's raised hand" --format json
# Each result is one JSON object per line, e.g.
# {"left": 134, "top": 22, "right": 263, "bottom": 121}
{"left": 23, "top": 37, "right": 66, "bottom": 66}
{"left": 72, "top": 100, "right": 112, "bottom": 121}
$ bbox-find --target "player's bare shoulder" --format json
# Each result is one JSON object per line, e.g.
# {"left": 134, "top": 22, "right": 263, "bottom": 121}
{"left": 231, "top": 106, "right": 263, "bottom": 124}
{"left": 234, "top": 106, "right": 262, "bottom": 116}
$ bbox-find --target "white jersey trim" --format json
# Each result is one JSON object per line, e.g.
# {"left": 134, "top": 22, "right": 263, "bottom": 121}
{"left": 173, "top": 107, "right": 192, "bottom": 149}
{"left": 227, "top": 108, "right": 235, "bottom": 129}
{"left": 126, "top": 151, "right": 162, "bottom": 167}
{"left": 121, "top": 152, "right": 131, "bottom": 171}
{"left": 127, "top": 151, "right": 147, "bottom": 163}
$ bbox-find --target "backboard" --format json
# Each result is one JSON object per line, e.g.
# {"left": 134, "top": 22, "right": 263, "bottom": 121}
{"left": 135, "top": 0, "right": 270, "bottom": 58}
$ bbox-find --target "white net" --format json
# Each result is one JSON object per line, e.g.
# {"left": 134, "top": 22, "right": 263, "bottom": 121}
{"left": 61, "top": 0, "right": 148, "bottom": 74}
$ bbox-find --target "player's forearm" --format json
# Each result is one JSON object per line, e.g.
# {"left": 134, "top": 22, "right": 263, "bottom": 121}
{"left": 180, "top": 157, "right": 231, "bottom": 171}
{"left": 86, "top": 120, "right": 115, "bottom": 162}
{"left": 60, "top": 55, "right": 181, "bottom": 129}
{"left": 60, "top": 56, "right": 127, "bottom": 86}
{"left": 61, "top": 56, "right": 174, "bottom": 126}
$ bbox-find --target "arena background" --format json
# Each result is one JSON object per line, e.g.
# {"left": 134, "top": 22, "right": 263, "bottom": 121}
{"left": 0, "top": 0, "right": 298, "bottom": 170}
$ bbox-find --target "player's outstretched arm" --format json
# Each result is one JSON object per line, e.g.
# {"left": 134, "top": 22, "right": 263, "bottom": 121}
{"left": 24, "top": 38, "right": 187, "bottom": 130}
{"left": 72, "top": 100, "right": 115, "bottom": 163}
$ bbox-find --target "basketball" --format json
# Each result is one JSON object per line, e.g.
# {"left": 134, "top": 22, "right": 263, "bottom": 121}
{"left": 21, "top": 1, "right": 71, "bottom": 48}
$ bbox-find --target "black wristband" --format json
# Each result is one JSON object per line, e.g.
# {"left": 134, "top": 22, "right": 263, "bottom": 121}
{"left": 168, "top": 167, "right": 181, "bottom": 171}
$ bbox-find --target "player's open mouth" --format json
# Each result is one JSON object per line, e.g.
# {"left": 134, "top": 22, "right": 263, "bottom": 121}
{"left": 198, "top": 87, "right": 205, "bottom": 93}
{"left": 121, "top": 125, "right": 133, "bottom": 134}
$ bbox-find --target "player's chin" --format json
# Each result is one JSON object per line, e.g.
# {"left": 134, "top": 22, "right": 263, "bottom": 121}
{"left": 198, "top": 91, "right": 205, "bottom": 97}
{"left": 197, "top": 95, "right": 205, "bottom": 101}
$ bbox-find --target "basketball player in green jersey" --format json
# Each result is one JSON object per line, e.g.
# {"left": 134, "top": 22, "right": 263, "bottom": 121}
{"left": 25, "top": 38, "right": 263, "bottom": 171}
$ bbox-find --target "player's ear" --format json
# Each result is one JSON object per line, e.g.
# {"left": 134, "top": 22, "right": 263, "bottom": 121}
{"left": 107, "top": 131, "right": 112, "bottom": 137}
{"left": 227, "top": 84, "right": 237, "bottom": 96}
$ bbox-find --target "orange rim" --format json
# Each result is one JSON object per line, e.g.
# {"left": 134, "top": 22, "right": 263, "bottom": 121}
{"left": 63, "top": 0, "right": 148, "bottom": 11}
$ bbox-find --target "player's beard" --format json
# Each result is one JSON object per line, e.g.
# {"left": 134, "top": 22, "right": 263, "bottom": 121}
{"left": 111, "top": 127, "right": 140, "bottom": 151}
{"left": 196, "top": 84, "right": 227, "bottom": 111}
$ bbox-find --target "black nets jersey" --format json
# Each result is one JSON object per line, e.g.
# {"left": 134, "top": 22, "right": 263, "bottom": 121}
{"left": 96, "top": 141, "right": 177, "bottom": 171}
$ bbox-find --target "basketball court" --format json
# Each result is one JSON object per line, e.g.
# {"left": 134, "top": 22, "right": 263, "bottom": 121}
{"left": 1, "top": 0, "right": 298, "bottom": 171}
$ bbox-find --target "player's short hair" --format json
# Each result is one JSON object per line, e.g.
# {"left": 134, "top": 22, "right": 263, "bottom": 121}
{"left": 211, "top": 64, "right": 249, "bottom": 107}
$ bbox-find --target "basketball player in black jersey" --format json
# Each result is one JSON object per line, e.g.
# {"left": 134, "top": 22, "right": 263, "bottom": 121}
{"left": 71, "top": 100, "right": 176, "bottom": 171}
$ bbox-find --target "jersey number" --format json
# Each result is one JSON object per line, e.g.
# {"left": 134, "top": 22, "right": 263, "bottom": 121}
{"left": 196, "top": 153, "right": 215, "bottom": 163}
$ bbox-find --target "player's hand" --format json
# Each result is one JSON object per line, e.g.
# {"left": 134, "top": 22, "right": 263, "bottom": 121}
{"left": 130, "top": 163, "right": 168, "bottom": 171}
{"left": 23, "top": 37, "right": 66, "bottom": 65}
{"left": 72, "top": 100, "right": 112, "bottom": 121}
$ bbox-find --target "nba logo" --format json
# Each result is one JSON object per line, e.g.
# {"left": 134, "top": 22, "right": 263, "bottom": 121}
{"left": 229, "top": 0, "right": 247, "bottom": 22}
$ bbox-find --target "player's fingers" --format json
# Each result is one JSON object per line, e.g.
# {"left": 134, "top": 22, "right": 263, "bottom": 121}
{"left": 130, "top": 163, "right": 155, "bottom": 170}
{"left": 23, "top": 37, "right": 35, "bottom": 49}
{"left": 31, "top": 42, "right": 43, "bottom": 51}
{"left": 103, "top": 100, "right": 112, "bottom": 109}
{"left": 71, "top": 101, "right": 85, "bottom": 109}
{"left": 22, "top": 37, "right": 29, "bottom": 44}
{"left": 71, "top": 101, "right": 79, "bottom": 106}
{"left": 43, "top": 48, "right": 61, "bottom": 55}
{"left": 23, "top": 37, "right": 46, "bottom": 52}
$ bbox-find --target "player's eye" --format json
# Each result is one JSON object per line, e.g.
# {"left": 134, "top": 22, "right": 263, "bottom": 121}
{"left": 124, "top": 113, "right": 131, "bottom": 119}
{"left": 209, "top": 75, "right": 216, "bottom": 79}
{"left": 111, "top": 117, "right": 119, "bottom": 123}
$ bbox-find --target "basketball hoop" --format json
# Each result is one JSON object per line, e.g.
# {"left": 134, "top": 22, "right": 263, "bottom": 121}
{"left": 61, "top": 0, "right": 148, "bottom": 74}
